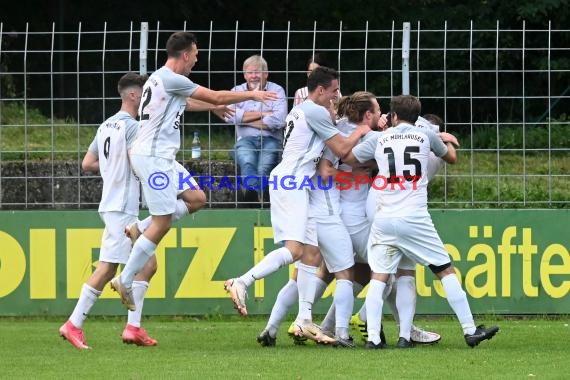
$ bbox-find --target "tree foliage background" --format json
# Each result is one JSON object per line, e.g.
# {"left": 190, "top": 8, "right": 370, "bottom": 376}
{"left": 1, "top": 0, "right": 568, "bottom": 132}
{"left": 2, "top": 0, "right": 569, "bottom": 30}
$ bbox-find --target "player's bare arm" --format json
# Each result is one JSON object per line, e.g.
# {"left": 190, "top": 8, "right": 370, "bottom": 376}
{"left": 191, "top": 86, "right": 278, "bottom": 106}
{"left": 339, "top": 151, "right": 361, "bottom": 166}
{"left": 325, "top": 124, "right": 371, "bottom": 159}
{"left": 318, "top": 158, "right": 339, "bottom": 178}
{"left": 81, "top": 151, "right": 99, "bottom": 173}
{"left": 441, "top": 142, "right": 457, "bottom": 164}
{"left": 439, "top": 131, "right": 460, "bottom": 148}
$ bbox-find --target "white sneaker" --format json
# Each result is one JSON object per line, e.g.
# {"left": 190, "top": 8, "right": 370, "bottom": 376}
{"left": 110, "top": 276, "right": 136, "bottom": 311}
{"left": 296, "top": 321, "right": 336, "bottom": 345}
{"left": 125, "top": 222, "right": 141, "bottom": 246}
{"left": 410, "top": 325, "right": 441, "bottom": 344}
{"left": 224, "top": 278, "right": 248, "bottom": 316}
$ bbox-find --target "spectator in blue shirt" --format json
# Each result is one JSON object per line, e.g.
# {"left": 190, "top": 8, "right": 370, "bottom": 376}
{"left": 219, "top": 55, "right": 287, "bottom": 206}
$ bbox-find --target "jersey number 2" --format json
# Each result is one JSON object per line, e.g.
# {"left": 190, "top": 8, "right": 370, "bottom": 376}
{"left": 282, "top": 119, "right": 294, "bottom": 148}
{"left": 140, "top": 87, "right": 152, "bottom": 121}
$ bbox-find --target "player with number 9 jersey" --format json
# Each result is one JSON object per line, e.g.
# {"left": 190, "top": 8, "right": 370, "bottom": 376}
{"left": 88, "top": 111, "right": 140, "bottom": 216}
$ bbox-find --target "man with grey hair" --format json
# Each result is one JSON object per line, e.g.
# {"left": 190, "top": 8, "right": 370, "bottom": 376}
{"left": 217, "top": 55, "right": 288, "bottom": 206}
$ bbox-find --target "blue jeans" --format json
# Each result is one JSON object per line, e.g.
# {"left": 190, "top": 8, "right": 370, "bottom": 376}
{"left": 234, "top": 136, "right": 282, "bottom": 193}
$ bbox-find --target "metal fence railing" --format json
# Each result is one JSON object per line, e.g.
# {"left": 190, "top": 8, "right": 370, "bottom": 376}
{"left": 0, "top": 21, "right": 568, "bottom": 209}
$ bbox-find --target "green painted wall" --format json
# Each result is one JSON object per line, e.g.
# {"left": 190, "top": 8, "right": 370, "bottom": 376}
{"left": 0, "top": 210, "right": 568, "bottom": 315}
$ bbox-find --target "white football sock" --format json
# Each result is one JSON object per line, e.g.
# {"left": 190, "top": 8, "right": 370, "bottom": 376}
{"left": 69, "top": 284, "right": 101, "bottom": 328}
{"left": 239, "top": 247, "right": 293, "bottom": 288}
{"left": 441, "top": 274, "right": 476, "bottom": 335}
{"left": 296, "top": 263, "right": 319, "bottom": 323}
{"left": 120, "top": 235, "right": 156, "bottom": 287}
{"left": 395, "top": 276, "right": 416, "bottom": 340}
{"left": 320, "top": 300, "right": 336, "bottom": 333}
{"left": 127, "top": 280, "right": 149, "bottom": 328}
{"left": 334, "top": 279, "right": 354, "bottom": 339}
{"left": 365, "top": 279, "right": 386, "bottom": 345}
{"left": 314, "top": 277, "right": 328, "bottom": 301}
{"left": 266, "top": 279, "right": 298, "bottom": 336}
{"left": 322, "top": 281, "right": 363, "bottom": 332}
{"left": 173, "top": 198, "right": 190, "bottom": 221}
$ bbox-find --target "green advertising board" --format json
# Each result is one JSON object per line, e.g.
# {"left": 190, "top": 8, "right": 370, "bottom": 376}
{"left": 0, "top": 209, "right": 568, "bottom": 316}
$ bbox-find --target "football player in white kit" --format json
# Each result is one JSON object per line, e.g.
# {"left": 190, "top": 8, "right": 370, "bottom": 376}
{"left": 305, "top": 92, "right": 383, "bottom": 346}
{"left": 316, "top": 93, "right": 441, "bottom": 346}
{"left": 59, "top": 73, "right": 159, "bottom": 349}
{"left": 349, "top": 112, "right": 449, "bottom": 346}
{"left": 224, "top": 67, "right": 371, "bottom": 339}
{"left": 110, "top": 32, "right": 278, "bottom": 311}
{"left": 345, "top": 94, "right": 499, "bottom": 349}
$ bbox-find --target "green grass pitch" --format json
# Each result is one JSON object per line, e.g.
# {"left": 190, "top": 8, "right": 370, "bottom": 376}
{"left": 1, "top": 316, "right": 569, "bottom": 379}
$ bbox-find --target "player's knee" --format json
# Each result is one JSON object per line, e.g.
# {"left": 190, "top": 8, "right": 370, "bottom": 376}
{"left": 191, "top": 190, "right": 207, "bottom": 211}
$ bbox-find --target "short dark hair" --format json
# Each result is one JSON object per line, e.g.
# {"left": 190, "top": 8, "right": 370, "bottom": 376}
{"left": 166, "top": 32, "right": 198, "bottom": 58}
{"left": 390, "top": 95, "right": 421, "bottom": 124}
{"left": 307, "top": 66, "right": 339, "bottom": 92}
{"left": 117, "top": 72, "right": 146, "bottom": 95}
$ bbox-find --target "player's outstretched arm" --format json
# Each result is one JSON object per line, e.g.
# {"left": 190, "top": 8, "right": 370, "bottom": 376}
{"left": 191, "top": 87, "right": 278, "bottom": 106}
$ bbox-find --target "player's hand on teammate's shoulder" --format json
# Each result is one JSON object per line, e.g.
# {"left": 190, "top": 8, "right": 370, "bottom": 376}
{"left": 377, "top": 114, "right": 389, "bottom": 131}
{"left": 439, "top": 131, "right": 460, "bottom": 148}
{"left": 356, "top": 123, "right": 372, "bottom": 137}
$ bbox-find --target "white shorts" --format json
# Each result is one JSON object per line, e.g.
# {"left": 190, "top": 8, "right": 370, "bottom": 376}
{"left": 270, "top": 187, "right": 312, "bottom": 244}
{"left": 398, "top": 255, "right": 417, "bottom": 271}
{"left": 304, "top": 217, "right": 318, "bottom": 247}
{"left": 313, "top": 215, "right": 354, "bottom": 273}
{"left": 367, "top": 215, "right": 450, "bottom": 274}
{"left": 98, "top": 211, "right": 137, "bottom": 264}
{"left": 174, "top": 161, "right": 199, "bottom": 195}
{"left": 130, "top": 154, "right": 178, "bottom": 215}
{"left": 341, "top": 212, "right": 370, "bottom": 263}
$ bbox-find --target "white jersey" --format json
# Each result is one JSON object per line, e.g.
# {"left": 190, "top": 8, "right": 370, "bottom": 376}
{"left": 88, "top": 111, "right": 139, "bottom": 216}
{"left": 308, "top": 147, "right": 341, "bottom": 217}
{"left": 353, "top": 123, "right": 448, "bottom": 217}
{"left": 415, "top": 116, "right": 445, "bottom": 181}
{"left": 130, "top": 66, "right": 200, "bottom": 160}
{"left": 336, "top": 119, "right": 369, "bottom": 216}
{"left": 272, "top": 100, "right": 339, "bottom": 180}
